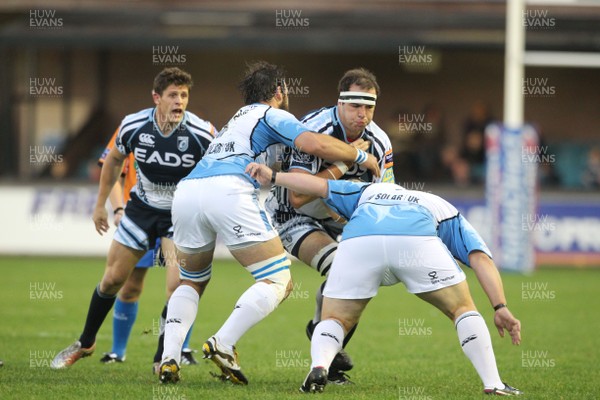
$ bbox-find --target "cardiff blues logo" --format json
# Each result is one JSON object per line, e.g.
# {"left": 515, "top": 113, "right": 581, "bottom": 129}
{"left": 177, "top": 136, "right": 189, "bottom": 152}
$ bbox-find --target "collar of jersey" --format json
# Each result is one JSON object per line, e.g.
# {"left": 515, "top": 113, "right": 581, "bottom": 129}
{"left": 151, "top": 107, "right": 186, "bottom": 138}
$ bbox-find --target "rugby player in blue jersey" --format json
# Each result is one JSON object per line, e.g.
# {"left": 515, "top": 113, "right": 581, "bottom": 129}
{"left": 51, "top": 67, "right": 215, "bottom": 370}
{"left": 158, "top": 61, "right": 380, "bottom": 385}
{"left": 247, "top": 162, "right": 522, "bottom": 396}
{"left": 264, "top": 68, "right": 395, "bottom": 384}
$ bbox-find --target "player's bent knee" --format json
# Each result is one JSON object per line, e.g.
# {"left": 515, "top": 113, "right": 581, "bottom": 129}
{"left": 100, "top": 272, "right": 129, "bottom": 294}
{"left": 284, "top": 278, "right": 293, "bottom": 300}
{"left": 310, "top": 242, "right": 337, "bottom": 277}
{"left": 119, "top": 278, "right": 144, "bottom": 300}
{"left": 263, "top": 267, "right": 291, "bottom": 304}
{"left": 248, "top": 253, "right": 291, "bottom": 304}
{"left": 119, "top": 288, "right": 141, "bottom": 302}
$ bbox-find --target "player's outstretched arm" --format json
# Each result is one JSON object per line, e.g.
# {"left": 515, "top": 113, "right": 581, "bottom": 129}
{"left": 288, "top": 138, "right": 370, "bottom": 209}
{"left": 468, "top": 251, "right": 522, "bottom": 345}
{"left": 94, "top": 146, "right": 126, "bottom": 235}
{"left": 246, "top": 163, "right": 328, "bottom": 198}
{"left": 294, "top": 131, "right": 380, "bottom": 178}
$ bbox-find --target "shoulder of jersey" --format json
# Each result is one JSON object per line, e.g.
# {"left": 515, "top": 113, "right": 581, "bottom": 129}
{"left": 301, "top": 106, "right": 334, "bottom": 132}
{"left": 121, "top": 108, "right": 152, "bottom": 125}
{"left": 184, "top": 111, "right": 216, "bottom": 139}
{"left": 419, "top": 191, "right": 458, "bottom": 214}
{"left": 365, "top": 120, "right": 392, "bottom": 145}
{"left": 119, "top": 108, "right": 152, "bottom": 135}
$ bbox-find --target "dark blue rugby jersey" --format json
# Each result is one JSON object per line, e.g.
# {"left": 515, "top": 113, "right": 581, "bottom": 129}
{"left": 265, "top": 105, "right": 394, "bottom": 222}
{"left": 116, "top": 108, "right": 215, "bottom": 209}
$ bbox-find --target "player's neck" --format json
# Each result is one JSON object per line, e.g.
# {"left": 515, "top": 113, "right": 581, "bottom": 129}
{"left": 262, "top": 98, "right": 280, "bottom": 109}
{"left": 155, "top": 114, "right": 178, "bottom": 136}
{"left": 345, "top": 129, "right": 362, "bottom": 142}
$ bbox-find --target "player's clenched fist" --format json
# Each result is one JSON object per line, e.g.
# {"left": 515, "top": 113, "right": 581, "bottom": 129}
{"left": 246, "top": 163, "right": 274, "bottom": 186}
{"left": 349, "top": 138, "right": 370, "bottom": 152}
{"left": 362, "top": 153, "right": 381, "bottom": 178}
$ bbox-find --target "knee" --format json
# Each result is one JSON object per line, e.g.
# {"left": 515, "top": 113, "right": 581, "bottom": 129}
{"left": 310, "top": 243, "right": 337, "bottom": 277}
{"left": 271, "top": 267, "right": 292, "bottom": 303}
{"left": 100, "top": 274, "right": 126, "bottom": 296}
{"left": 118, "top": 285, "right": 142, "bottom": 302}
{"left": 451, "top": 304, "right": 478, "bottom": 321}
{"left": 257, "top": 261, "right": 294, "bottom": 304}
{"left": 100, "top": 279, "right": 122, "bottom": 296}
{"left": 322, "top": 316, "right": 354, "bottom": 335}
{"left": 283, "top": 276, "right": 293, "bottom": 300}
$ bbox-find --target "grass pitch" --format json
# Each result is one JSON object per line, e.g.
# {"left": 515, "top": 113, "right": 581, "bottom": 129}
{"left": 0, "top": 256, "right": 598, "bottom": 399}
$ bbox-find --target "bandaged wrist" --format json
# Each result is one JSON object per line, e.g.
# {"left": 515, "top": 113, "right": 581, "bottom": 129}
{"left": 332, "top": 161, "right": 349, "bottom": 175}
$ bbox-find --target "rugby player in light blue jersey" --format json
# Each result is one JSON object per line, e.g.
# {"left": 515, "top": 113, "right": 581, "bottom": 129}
{"left": 158, "top": 61, "right": 380, "bottom": 385}
{"left": 51, "top": 68, "right": 215, "bottom": 371}
{"left": 264, "top": 68, "right": 395, "bottom": 384}
{"left": 247, "top": 162, "right": 522, "bottom": 396}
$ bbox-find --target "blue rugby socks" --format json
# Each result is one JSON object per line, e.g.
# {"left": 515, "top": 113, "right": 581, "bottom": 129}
{"left": 111, "top": 299, "right": 138, "bottom": 358}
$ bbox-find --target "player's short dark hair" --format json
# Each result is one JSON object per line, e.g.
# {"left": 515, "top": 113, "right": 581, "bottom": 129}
{"left": 238, "top": 61, "right": 287, "bottom": 105}
{"left": 338, "top": 68, "right": 380, "bottom": 97}
{"left": 153, "top": 67, "right": 193, "bottom": 95}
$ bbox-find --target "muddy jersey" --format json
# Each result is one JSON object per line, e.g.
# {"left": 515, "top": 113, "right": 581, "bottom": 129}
{"left": 115, "top": 108, "right": 215, "bottom": 210}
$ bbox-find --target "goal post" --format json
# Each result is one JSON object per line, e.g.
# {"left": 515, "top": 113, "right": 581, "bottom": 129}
{"left": 486, "top": 0, "right": 537, "bottom": 273}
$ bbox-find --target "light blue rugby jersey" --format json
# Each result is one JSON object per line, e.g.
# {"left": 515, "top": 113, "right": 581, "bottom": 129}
{"left": 184, "top": 104, "right": 307, "bottom": 187}
{"left": 324, "top": 181, "right": 492, "bottom": 267}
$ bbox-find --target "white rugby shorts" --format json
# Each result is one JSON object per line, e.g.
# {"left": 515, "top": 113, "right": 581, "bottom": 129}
{"left": 324, "top": 235, "right": 466, "bottom": 299}
{"left": 172, "top": 175, "right": 278, "bottom": 251}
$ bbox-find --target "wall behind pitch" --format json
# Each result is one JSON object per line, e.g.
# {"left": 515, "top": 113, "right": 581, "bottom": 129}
{"left": 0, "top": 185, "right": 232, "bottom": 258}
{"left": 17, "top": 48, "right": 600, "bottom": 179}
{"left": 1, "top": 184, "right": 598, "bottom": 267}
{"left": 100, "top": 49, "right": 600, "bottom": 145}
